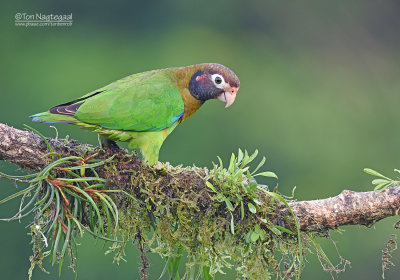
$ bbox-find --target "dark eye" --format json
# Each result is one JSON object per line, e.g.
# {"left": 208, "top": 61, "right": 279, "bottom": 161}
{"left": 211, "top": 74, "right": 225, "bottom": 87}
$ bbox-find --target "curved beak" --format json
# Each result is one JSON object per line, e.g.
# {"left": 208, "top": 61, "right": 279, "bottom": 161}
{"left": 217, "top": 87, "right": 239, "bottom": 108}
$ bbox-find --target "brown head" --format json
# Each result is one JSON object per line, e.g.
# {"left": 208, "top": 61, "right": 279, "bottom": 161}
{"left": 187, "top": 63, "right": 240, "bottom": 108}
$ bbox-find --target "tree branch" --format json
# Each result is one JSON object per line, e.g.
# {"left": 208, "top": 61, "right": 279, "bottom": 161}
{"left": 1, "top": 123, "right": 399, "bottom": 233}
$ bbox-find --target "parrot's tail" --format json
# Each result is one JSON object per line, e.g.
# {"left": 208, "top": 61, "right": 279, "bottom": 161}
{"left": 30, "top": 112, "right": 78, "bottom": 123}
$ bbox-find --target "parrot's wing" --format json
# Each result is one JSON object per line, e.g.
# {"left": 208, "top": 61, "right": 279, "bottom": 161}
{"left": 50, "top": 70, "right": 184, "bottom": 132}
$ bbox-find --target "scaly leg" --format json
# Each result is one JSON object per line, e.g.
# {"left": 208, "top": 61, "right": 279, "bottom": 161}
{"left": 98, "top": 135, "right": 121, "bottom": 153}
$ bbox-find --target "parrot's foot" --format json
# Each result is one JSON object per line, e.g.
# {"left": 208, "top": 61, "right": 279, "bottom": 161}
{"left": 100, "top": 138, "right": 121, "bottom": 154}
{"left": 155, "top": 161, "right": 163, "bottom": 168}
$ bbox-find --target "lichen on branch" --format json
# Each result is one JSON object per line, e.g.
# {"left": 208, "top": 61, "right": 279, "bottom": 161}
{"left": 1, "top": 123, "right": 400, "bottom": 279}
{"left": 1, "top": 124, "right": 306, "bottom": 279}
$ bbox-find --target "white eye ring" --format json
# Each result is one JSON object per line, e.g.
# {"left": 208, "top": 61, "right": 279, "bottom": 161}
{"left": 211, "top": 74, "right": 225, "bottom": 88}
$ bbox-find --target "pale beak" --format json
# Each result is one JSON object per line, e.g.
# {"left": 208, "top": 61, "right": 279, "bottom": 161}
{"left": 217, "top": 87, "right": 238, "bottom": 108}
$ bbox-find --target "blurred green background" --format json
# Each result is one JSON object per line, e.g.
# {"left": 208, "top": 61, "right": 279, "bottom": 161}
{"left": 1, "top": 0, "right": 400, "bottom": 279}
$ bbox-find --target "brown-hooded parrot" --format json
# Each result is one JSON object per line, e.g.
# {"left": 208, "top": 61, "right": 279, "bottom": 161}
{"left": 30, "top": 63, "right": 240, "bottom": 165}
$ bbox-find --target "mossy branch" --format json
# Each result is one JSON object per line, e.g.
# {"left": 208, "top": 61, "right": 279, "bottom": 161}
{"left": 1, "top": 123, "right": 399, "bottom": 232}
{"left": 1, "top": 123, "right": 399, "bottom": 279}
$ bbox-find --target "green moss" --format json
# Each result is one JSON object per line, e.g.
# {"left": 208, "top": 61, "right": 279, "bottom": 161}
{"left": 1, "top": 148, "right": 306, "bottom": 280}
{"left": 29, "top": 223, "right": 50, "bottom": 280}
{"left": 104, "top": 149, "right": 305, "bottom": 279}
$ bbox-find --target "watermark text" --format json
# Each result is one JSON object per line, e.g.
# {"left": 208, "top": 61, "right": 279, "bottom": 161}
{"left": 15, "top": 13, "right": 73, "bottom": 27}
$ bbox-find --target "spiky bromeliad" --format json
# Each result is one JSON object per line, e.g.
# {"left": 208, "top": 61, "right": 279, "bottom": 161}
{"left": 31, "top": 63, "right": 240, "bottom": 165}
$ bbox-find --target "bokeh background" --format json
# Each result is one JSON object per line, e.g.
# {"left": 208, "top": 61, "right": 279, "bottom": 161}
{"left": 1, "top": 1, "right": 400, "bottom": 279}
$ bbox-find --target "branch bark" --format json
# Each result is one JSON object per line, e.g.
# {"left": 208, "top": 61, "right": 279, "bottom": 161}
{"left": 1, "top": 123, "right": 399, "bottom": 232}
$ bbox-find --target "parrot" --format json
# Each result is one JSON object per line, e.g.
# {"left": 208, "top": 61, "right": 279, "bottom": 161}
{"left": 30, "top": 63, "right": 240, "bottom": 165}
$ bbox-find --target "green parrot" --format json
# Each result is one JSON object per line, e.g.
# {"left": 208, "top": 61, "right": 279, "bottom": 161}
{"left": 30, "top": 63, "right": 240, "bottom": 165}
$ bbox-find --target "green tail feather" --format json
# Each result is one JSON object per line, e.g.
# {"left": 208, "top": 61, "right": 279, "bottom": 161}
{"left": 30, "top": 112, "right": 77, "bottom": 123}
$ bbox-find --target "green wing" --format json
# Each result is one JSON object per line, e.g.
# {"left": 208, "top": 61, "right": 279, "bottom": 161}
{"left": 54, "top": 69, "right": 184, "bottom": 132}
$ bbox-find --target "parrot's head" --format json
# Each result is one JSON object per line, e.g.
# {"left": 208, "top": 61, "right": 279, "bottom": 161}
{"left": 188, "top": 63, "right": 240, "bottom": 108}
